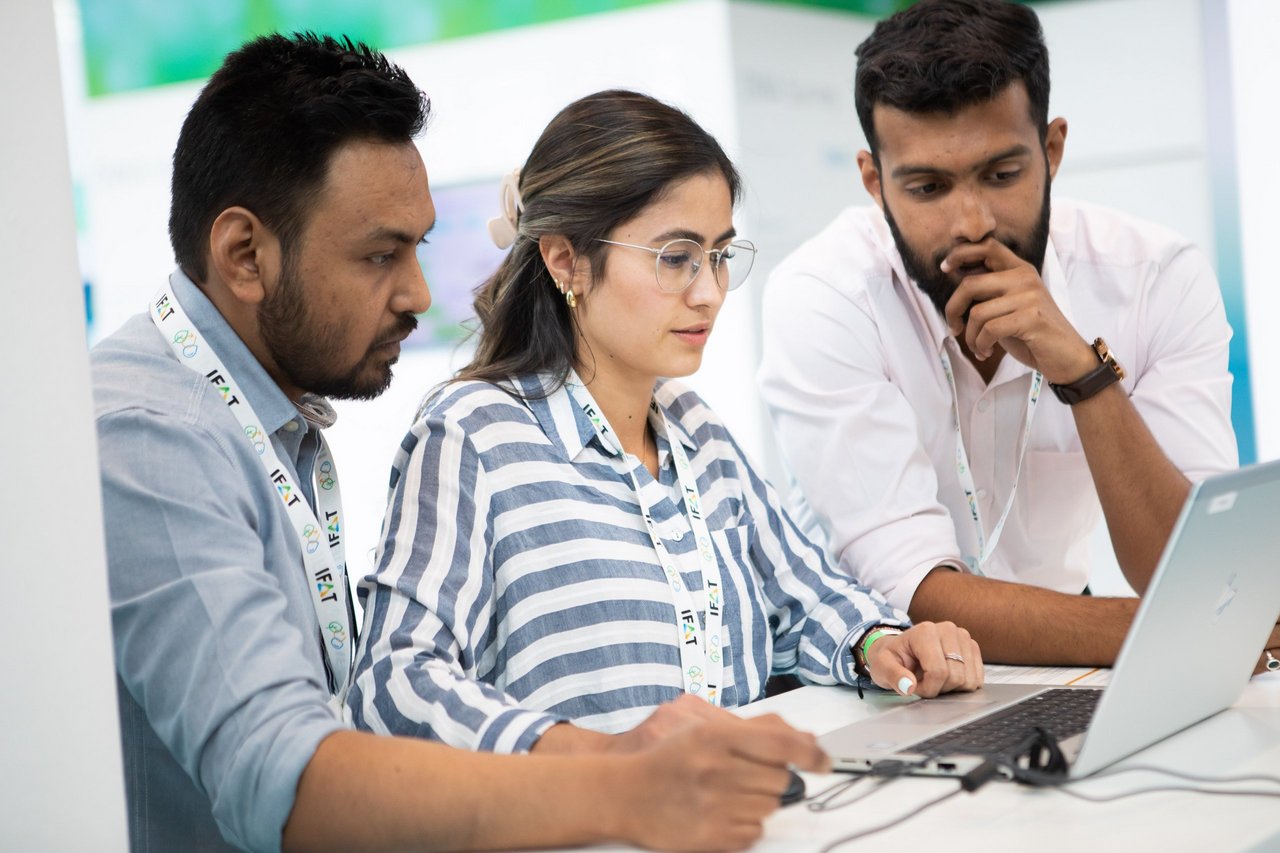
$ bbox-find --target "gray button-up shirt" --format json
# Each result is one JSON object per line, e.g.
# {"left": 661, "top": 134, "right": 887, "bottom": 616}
{"left": 92, "top": 270, "right": 344, "bottom": 852}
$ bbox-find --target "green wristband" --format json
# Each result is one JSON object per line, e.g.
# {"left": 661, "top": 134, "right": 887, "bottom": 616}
{"left": 860, "top": 627, "right": 900, "bottom": 658}
{"left": 856, "top": 626, "right": 904, "bottom": 676}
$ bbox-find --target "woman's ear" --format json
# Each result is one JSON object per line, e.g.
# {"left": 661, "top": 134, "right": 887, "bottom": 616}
{"left": 539, "top": 234, "right": 578, "bottom": 297}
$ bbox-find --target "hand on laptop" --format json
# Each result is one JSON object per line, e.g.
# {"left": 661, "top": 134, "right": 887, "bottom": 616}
{"left": 866, "top": 621, "right": 984, "bottom": 698}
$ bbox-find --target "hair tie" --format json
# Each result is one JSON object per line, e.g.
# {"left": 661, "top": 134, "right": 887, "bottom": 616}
{"left": 486, "top": 168, "right": 523, "bottom": 249}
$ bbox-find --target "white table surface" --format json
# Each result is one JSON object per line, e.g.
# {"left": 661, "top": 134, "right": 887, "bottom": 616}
{"left": 589, "top": 670, "right": 1280, "bottom": 853}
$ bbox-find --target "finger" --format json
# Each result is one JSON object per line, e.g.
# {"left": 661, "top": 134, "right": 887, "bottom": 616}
{"left": 966, "top": 293, "right": 1031, "bottom": 358}
{"left": 905, "top": 625, "right": 952, "bottom": 698}
{"left": 966, "top": 635, "right": 985, "bottom": 691}
{"left": 713, "top": 756, "right": 793, "bottom": 797}
{"left": 722, "top": 717, "right": 830, "bottom": 773}
{"left": 866, "top": 633, "right": 921, "bottom": 696}
{"left": 941, "top": 237, "right": 1025, "bottom": 276}
{"left": 667, "top": 693, "right": 734, "bottom": 723}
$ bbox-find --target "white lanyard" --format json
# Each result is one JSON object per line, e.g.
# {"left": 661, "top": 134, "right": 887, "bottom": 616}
{"left": 150, "top": 282, "right": 354, "bottom": 711}
{"left": 566, "top": 380, "right": 725, "bottom": 706}
{"left": 938, "top": 349, "right": 1042, "bottom": 574}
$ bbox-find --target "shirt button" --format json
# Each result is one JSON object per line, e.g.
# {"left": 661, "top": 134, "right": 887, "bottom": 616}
{"left": 977, "top": 398, "right": 991, "bottom": 413}
{"left": 672, "top": 531, "right": 685, "bottom": 542}
{"left": 284, "top": 421, "right": 300, "bottom": 432}
{"left": 977, "top": 488, "right": 989, "bottom": 501}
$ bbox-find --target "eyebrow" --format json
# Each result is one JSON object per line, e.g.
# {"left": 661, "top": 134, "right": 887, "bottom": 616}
{"left": 890, "top": 144, "right": 1033, "bottom": 180}
{"left": 651, "top": 226, "right": 738, "bottom": 245}
{"left": 368, "top": 221, "right": 436, "bottom": 245}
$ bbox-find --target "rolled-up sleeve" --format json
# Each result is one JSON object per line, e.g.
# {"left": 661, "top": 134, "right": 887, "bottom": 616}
{"left": 99, "top": 409, "right": 342, "bottom": 853}
{"left": 1129, "top": 244, "right": 1238, "bottom": 480}
{"left": 350, "top": 403, "right": 562, "bottom": 753}
{"left": 758, "top": 270, "right": 965, "bottom": 612}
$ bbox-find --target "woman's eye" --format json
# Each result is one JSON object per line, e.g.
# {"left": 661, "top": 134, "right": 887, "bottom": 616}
{"left": 659, "top": 251, "right": 693, "bottom": 269}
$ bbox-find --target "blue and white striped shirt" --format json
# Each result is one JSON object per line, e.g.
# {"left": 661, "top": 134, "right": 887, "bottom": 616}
{"left": 350, "top": 374, "right": 908, "bottom": 752}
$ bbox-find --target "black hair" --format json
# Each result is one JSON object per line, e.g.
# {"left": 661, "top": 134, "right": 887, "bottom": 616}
{"left": 854, "top": 0, "right": 1050, "bottom": 153}
{"left": 169, "top": 32, "right": 430, "bottom": 281}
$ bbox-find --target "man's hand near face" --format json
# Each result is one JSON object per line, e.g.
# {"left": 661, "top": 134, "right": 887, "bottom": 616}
{"left": 941, "top": 237, "right": 1097, "bottom": 384}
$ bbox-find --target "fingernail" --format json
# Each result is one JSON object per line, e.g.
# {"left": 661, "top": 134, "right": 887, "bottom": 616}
{"left": 898, "top": 676, "right": 915, "bottom": 696}
{"left": 940, "top": 259, "right": 951, "bottom": 272}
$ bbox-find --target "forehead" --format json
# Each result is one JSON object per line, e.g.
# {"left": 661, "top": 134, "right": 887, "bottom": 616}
{"left": 615, "top": 171, "right": 733, "bottom": 236}
{"left": 305, "top": 139, "right": 435, "bottom": 238}
{"left": 872, "top": 84, "right": 1041, "bottom": 172}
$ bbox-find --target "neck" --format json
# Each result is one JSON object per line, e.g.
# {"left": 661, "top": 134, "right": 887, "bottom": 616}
{"left": 197, "top": 272, "right": 307, "bottom": 402}
{"left": 576, "top": 362, "right": 655, "bottom": 458}
{"left": 956, "top": 337, "right": 1005, "bottom": 385}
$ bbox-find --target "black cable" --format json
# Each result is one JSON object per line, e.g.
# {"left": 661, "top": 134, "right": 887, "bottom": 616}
{"left": 806, "top": 758, "right": 931, "bottom": 813}
{"left": 817, "top": 785, "right": 963, "bottom": 852}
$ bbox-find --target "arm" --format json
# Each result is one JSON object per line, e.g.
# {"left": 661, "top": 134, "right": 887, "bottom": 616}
{"left": 284, "top": 713, "right": 831, "bottom": 852}
{"left": 908, "top": 566, "right": 1138, "bottom": 665}
{"left": 723, "top": 423, "right": 980, "bottom": 697}
{"left": 944, "top": 238, "right": 1236, "bottom": 594}
{"left": 757, "top": 269, "right": 967, "bottom": 614}
{"left": 351, "top": 399, "right": 563, "bottom": 753}
{"left": 100, "top": 409, "right": 345, "bottom": 853}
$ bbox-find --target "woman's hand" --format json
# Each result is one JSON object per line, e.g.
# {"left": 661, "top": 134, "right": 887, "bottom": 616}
{"left": 866, "top": 621, "right": 984, "bottom": 698}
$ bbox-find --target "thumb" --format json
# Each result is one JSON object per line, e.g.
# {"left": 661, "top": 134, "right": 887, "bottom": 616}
{"left": 869, "top": 638, "right": 917, "bottom": 696}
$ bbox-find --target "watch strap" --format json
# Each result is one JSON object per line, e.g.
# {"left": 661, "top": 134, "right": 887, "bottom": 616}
{"left": 1049, "top": 338, "right": 1125, "bottom": 405}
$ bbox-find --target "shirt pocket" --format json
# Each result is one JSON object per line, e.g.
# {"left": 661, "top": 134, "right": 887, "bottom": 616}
{"left": 1020, "top": 450, "right": 1101, "bottom": 551}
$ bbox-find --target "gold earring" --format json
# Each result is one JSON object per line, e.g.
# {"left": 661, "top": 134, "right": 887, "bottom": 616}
{"left": 556, "top": 278, "right": 577, "bottom": 309}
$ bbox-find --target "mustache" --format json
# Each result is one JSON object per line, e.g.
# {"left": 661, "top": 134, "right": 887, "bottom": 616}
{"left": 375, "top": 312, "right": 419, "bottom": 347}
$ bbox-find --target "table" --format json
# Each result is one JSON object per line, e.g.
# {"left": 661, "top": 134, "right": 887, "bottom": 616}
{"left": 729, "top": 671, "right": 1280, "bottom": 852}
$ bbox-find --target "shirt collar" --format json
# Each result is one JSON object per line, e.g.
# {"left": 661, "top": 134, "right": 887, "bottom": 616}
{"left": 169, "top": 268, "right": 325, "bottom": 437}
{"left": 520, "top": 371, "right": 698, "bottom": 462}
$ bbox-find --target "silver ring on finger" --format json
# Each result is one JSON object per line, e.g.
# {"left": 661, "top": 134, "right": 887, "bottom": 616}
{"left": 944, "top": 652, "right": 965, "bottom": 664}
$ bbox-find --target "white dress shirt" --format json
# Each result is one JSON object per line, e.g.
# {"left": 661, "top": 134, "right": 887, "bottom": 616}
{"left": 758, "top": 199, "right": 1238, "bottom": 612}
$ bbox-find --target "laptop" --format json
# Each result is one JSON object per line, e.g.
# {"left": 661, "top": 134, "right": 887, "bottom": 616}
{"left": 821, "top": 459, "right": 1280, "bottom": 780}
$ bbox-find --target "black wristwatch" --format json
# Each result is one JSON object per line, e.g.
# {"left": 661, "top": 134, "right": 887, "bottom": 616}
{"left": 1049, "top": 338, "right": 1125, "bottom": 405}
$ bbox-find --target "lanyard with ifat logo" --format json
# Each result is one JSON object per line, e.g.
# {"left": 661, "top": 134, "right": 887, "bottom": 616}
{"left": 150, "top": 279, "right": 354, "bottom": 713}
{"left": 566, "top": 376, "right": 725, "bottom": 706}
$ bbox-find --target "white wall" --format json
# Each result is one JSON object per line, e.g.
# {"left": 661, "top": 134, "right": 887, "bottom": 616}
{"left": 1227, "top": 0, "right": 1280, "bottom": 462}
{"left": 0, "top": 0, "right": 128, "bottom": 848}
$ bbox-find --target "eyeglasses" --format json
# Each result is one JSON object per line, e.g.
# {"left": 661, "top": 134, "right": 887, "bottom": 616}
{"left": 595, "top": 238, "right": 758, "bottom": 293}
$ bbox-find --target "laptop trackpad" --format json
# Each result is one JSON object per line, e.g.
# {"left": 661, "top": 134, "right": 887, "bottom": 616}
{"left": 821, "top": 686, "right": 1034, "bottom": 757}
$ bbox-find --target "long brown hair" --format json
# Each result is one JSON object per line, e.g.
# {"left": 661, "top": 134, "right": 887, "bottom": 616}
{"left": 456, "top": 89, "right": 741, "bottom": 394}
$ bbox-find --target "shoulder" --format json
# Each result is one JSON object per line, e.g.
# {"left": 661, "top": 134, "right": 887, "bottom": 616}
{"left": 654, "top": 378, "right": 739, "bottom": 453}
{"left": 768, "top": 206, "right": 894, "bottom": 299}
{"left": 400, "top": 377, "right": 549, "bottom": 459}
{"left": 418, "top": 379, "right": 536, "bottom": 427}
{"left": 91, "top": 314, "right": 239, "bottom": 463}
{"left": 1050, "top": 198, "right": 1201, "bottom": 273}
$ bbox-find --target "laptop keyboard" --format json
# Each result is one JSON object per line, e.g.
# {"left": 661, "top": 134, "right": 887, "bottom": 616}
{"left": 910, "top": 687, "right": 1103, "bottom": 758}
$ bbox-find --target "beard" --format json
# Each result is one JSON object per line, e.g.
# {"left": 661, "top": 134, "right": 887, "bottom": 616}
{"left": 883, "top": 176, "right": 1052, "bottom": 319}
{"left": 257, "top": 251, "right": 418, "bottom": 401}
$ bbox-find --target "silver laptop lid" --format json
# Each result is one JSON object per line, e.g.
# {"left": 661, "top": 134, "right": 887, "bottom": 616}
{"left": 1071, "top": 459, "right": 1280, "bottom": 777}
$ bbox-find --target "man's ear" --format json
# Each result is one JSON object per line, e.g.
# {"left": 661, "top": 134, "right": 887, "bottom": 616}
{"left": 1045, "top": 117, "right": 1068, "bottom": 182}
{"left": 857, "top": 150, "right": 885, "bottom": 211}
{"left": 207, "top": 206, "right": 280, "bottom": 307}
{"left": 539, "top": 233, "right": 584, "bottom": 301}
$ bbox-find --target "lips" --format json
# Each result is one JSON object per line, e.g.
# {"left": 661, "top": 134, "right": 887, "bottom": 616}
{"left": 672, "top": 325, "right": 711, "bottom": 345}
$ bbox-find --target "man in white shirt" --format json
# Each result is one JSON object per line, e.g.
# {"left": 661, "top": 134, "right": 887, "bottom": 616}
{"left": 759, "top": 0, "right": 1275, "bottom": 668}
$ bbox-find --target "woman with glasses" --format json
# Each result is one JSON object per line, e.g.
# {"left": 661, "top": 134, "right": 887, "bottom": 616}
{"left": 350, "top": 90, "right": 983, "bottom": 755}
